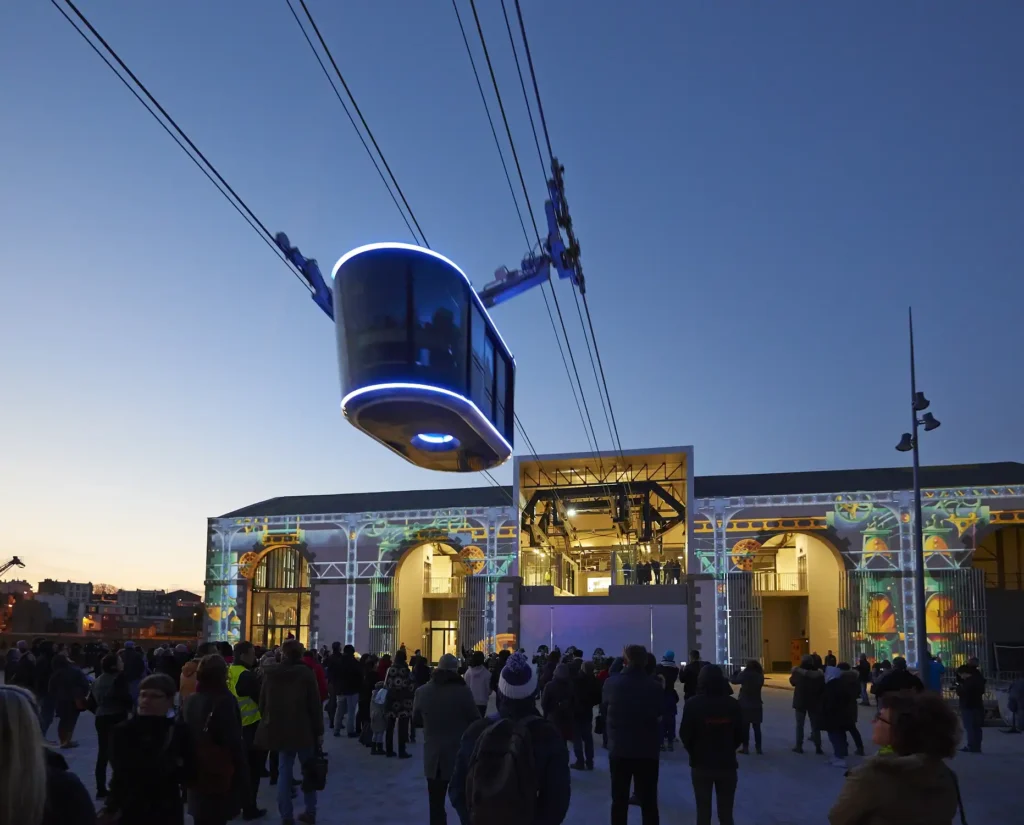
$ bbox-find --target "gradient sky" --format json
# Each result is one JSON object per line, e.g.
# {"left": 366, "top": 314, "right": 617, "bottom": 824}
{"left": 2, "top": 1, "right": 1022, "bottom": 594}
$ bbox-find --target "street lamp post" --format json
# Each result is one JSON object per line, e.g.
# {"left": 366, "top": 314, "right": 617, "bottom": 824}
{"left": 896, "top": 308, "right": 941, "bottom": 676}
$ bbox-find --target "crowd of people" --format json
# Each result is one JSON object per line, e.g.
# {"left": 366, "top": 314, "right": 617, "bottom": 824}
{"left": 0, "top": 636, "right": 989, "bottom": 825}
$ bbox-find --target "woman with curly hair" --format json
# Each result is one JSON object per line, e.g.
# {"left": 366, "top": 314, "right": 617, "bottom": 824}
{"left": 828, "top": 689, "right": 964, "bottom": 825}
{"left": 383, "top": 649, "right": 414, "bottom": 758}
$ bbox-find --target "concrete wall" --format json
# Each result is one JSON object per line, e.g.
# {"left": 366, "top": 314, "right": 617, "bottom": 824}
{"left": 313, "top": 583, "right": 347, "bottom": 649}
{"left": 800, "top": 534, "right": 841, "bottom": 657}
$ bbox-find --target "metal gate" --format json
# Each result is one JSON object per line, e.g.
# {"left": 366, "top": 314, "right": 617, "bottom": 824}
{"left": 458, "top": 575, "right": 488, "bottom": 655}
{"left": 725, "top": 572, "right": 762, "bottom": 668}
{"left": 368, "top": 576, "right": 399, "bottom": 656}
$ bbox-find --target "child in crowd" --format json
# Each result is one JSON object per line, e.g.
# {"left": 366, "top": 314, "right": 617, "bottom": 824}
{"left": 370, "top": 680, "right": 387, "bottom": 755}
{"left": 659, "top": 674, "right": 678, "bottom": 751}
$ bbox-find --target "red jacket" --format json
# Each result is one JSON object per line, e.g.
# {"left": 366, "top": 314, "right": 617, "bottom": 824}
{"left": 302, "top": 654, "right": 328, "bottom": 701}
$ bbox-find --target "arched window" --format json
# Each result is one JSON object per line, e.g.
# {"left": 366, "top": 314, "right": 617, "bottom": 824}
{"left": 249, "top": 546, "right": 312, "bottom": 649}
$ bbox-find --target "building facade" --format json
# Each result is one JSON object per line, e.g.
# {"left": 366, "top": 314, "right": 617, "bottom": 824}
{"left": 204, "top": 456, "right": 1024, "bottom": 671}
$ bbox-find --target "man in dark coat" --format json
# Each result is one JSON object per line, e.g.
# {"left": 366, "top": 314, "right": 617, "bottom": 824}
{"left": 789, "top": 654, "right": 824, "bottom": 754}
{"left": 602, "top": 644, "right": 663, "bottom": 825}
{"left": 328, "top": 644, "right": 363, "bottom": 737}
{"left": 412, "top": 653, "right": 480, "bottom": 825}
{"left": 955, "top": 657, "right": 986, "bottom": 753}
{"left": 680, "top": 649, "right": 708, "bottom": 701}
{"left": 680, "top": 665, "right": 744, "bottom": 825}
{"left": 820, "top": 665, "right": 861, "bottom": 768}
{"left": 872, "top": 656, "right": 924, "bottom": 699}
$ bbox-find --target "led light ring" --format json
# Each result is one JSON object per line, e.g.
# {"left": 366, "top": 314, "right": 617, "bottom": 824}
{"left": 416, "top": 433, "right": 455, "bottom": 444}
{"left": 331, "top": 242, "right": 515, "bottom": 364}
{"left": 340, "top": 382, "right": 513, "bottom": 455}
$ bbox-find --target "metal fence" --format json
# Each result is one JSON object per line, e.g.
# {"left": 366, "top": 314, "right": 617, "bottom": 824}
{"left": 726, "top": 572, "right": 763, "bottom": 668}
{"left": 753, "top": 570, "right": 807, "bottom": 594}
{"left": 423, "top": 574, "right": 464, "bottom": 596}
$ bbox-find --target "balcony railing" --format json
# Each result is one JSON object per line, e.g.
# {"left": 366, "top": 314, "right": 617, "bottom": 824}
{"left": 753, "top": 570, "right": 807, "bottom": 593}
{"left": 423, "top": 575, "right": 464, "bottom": 596}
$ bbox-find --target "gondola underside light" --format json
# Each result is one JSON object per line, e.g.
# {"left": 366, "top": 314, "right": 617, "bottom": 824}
{"left": 332, "top": 243, "right": 515, "bottom": 472}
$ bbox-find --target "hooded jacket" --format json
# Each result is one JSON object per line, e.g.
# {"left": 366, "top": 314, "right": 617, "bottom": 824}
{"left": 464, "top": 663, "right": 492, "bottom": 707}
{"left": 679, "top": 665, "right": 744, "bottom": 771}
{"left": 828, "top": 753, "right": 960, "bottom": 825}
{"left": 819, "top": 667, "right": 860, "bottom": 732}
{"left": 729, "top": 666, "right": 765, "bottom": 724}
{"left": 656, "top": 658, "right": 680, "bottom": 692}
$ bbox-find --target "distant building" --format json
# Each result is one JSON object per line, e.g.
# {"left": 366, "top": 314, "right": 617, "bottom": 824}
{"left": 9, "top": 599, "right": 51, "bottom": 634}
{"left": 37, "top": 579, "right": 93, "bottom": 606}
{"left": 118, "top": 589, "right": 175, "bottom": 617}
{"left": 0, "top": 580, "right": 32, "bottom": 596}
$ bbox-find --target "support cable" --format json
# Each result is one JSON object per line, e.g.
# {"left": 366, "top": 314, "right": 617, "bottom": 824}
{"left": 285, "top": 0, "right": 419, "bottom": 245}
{"left": 500, "top": 0, "right": 547, "bottom": 183}
{"left": 295, "top": 0, "right": 430, "bottom": 248}
{"left": 52, "top": 0, "right": 312, "bottom": 292}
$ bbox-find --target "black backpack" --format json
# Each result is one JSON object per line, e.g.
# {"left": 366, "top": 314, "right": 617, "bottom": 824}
{"left": 465, "top": 717, "right": 540, "bottom": 825}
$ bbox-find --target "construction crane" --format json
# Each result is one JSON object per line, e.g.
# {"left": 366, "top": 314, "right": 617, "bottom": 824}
{"left": 0, "top": 557, "right": 25, "bottom": 578}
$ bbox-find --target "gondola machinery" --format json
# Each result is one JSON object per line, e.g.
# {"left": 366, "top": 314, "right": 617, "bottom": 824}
{"left": 275, "top": 159, "right": 582, "bottom": 473}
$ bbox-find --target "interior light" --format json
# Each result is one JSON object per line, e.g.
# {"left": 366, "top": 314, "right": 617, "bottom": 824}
{"left": 566, "top": 508, "right": 577, "bottom": 517}
{"left": 416, "top": 433, "right": 455, "bottom": 444}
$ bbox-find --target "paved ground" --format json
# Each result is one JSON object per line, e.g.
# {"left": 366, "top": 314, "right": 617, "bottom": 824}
{"left": 50, "top": 690, "right": 1024, "bottom": 824}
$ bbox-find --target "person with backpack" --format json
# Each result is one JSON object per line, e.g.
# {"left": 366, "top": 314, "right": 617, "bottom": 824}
{"left": 602, "top": 644, "right": 664, "bottom": 825}
{"left": 541, "top": 663, "right": 578, "bottom": 743}
{"left": 449, "top": 651, "right": 570, "bottom": 825}
{"left": 412, "top": 653, "right": 480, "bottom": 825}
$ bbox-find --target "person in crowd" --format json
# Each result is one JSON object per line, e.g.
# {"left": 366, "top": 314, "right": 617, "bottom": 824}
{"left": 572, "top": 660, "right": 601, "bottom": 768}
{"left": 538, "top": 649, "right": 561, "bottom": 691}
{"left": 328, "top": 644, "right": 363, "bottom": 738}
{"left": 789, "top": 654, "right": 824, "bottom": 754}
{"left": 828, "top": 690, "right": 962, "bottom": 825}
{"left": 955, "top": 657, "right": 986, "bottom": 753}
{"left": 358, "top": 654, "right": 379, "bottom": 745}
{"left": 621, "top": 557, "right": 633, "bottom": 584}
{"left": 820, "top": 664, "right": 862, "bottom": 769}
{"left": 48, "top": 652, "right": 90, "bottom": 748}
{"left": 656, "top": 650, "right": 680, "bottom": 694}
{"left": 410, "top": 652, "right": 432, "bottom": 743}
{"left": 228, "top": 642, "right": 268, "bottom": 821}
{"left": 603, "top": 644, "right": 663, "bottom": 825}
{"left": 384, "top": 648, "right": 415, "bottom": 758}
{"left": 369, "top": 680, "right": 388, "bottom": 755}
{"left": 1, "top": 684, "right": 97, "bottom": 825}
{"left": 257, "top": 640, "right": 323, "bottom": 824}
{"left": 181, "top": 655, "right": 250, "bottom": 825}
{"left": 488, "top": 648, "right": 511, "bottom": 697}
{"left": 301, "top": 647, "right": 328, "bottom": 704}
{"left": 926, "top": 649, "right": 946, "bottom": 693}
{"left": 680, "top": 649, "right": 708, "bottom": 701}
{"left": 542, "top": 662, "right": 578, "bottom": 745}
{"left": 34, "top": 642, "right": 56, "bottom": 738}
{"left": 412, "top": 653, "right": 480, "bottom": 825}
{"left": 376, "top": 654, "right": 392, "bottom": 684}
{"left": 658, "top": 674, "right": 678, "bottom": 752}
{"left": 651, "top": 558, "right": 662, "bottom": 585}
{"left": 729, "top": 659, "right": 764, "bottom": 755}
{"left": 680, "top": 665, "right": 744, "bottom": 825}
{"left": 89, "top": 653, "right": 133, "bottom": 798}
{"left": 872, "top": 656, "right": 924, "bottom": 699}
{"left": 104, "top": 673, "right": 192, "bottom": 825}
{"left": 10, "top": 640, "right": 36, "bottom": 692}
{"left": 180, "top": 642, "right": 216, "bottom": 703}
{"left": 323, "top": 642, "right": 343, "bottom": 725}
{"left": 855, "top": 653, "right": 872, "bottom": 706}
{"left": 597, "top": 657, "right": 622, "bottom": 750}
{"left": 449, "top": 651, "right": 570, "bottom": 825}
{"left": 824, "top": 651, "right": 838, "bottom": 668}
{"left": 119, "top": 641, "right": 148, "bottom": 707}
{"left": 464, "top": 650, "right": 492, "bottom": 717}
{"left": 215, "top": 642, "right": 234, "bottom": 664}
{"left": 3, "top": 643, "right": 20, "bottom": 685}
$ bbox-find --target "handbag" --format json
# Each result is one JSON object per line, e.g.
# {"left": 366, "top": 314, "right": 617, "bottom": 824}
{"left": 372, "top": 688, "right": 388, "bottom": 706}
{"left": 301, "top": 747, "right": 329, "bottom": 792}
{"left": 191, "top": 706, "right": 235, "bottom": 795}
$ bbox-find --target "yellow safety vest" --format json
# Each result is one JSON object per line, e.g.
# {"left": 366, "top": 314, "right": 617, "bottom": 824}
{"left": 227, "top": 664, "right": 261, "bottom": 726}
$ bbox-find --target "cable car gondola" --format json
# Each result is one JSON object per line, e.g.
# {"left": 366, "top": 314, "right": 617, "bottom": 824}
{"left": 332, "top": 243, "right": 515, "bottom": 472}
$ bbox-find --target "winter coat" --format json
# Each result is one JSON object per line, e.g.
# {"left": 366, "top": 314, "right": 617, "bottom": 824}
{"left": 729, "top": 667, "right": 765, "bottom": 724}
{"left": 42, "top": 748, "right": 96, "bottom": 825}
{"left": 955, "top": 665, "right": 986, "bottom": 711}
{"left": 856, "top": 659, "right": 871, "bottom": 684}
{"left": 601, "top": 662, "right": 663, "bottom": 760}
{"left": 370, "top": 689, "right": 387, "bottom": 733}
{"left": 120, "top": 648, "right": 147, "bottom": 682}
{"left": 449, "top": 699, "right": 571, "bottom": 825}
{"left": 359, "top": 665, "right": 378, "bottom": 721}
{"left": 255, "top": 661, "right": 324, "bottom": 751}
{"left": 464, "top": 664, "right": 492, "bottom": 707}
{"left": 106, "top": 714, "right": 193, "bottom": 825}
{"left": 541, "top": 667, "right": 578, "bottom": 739}
{"left": 182, "top": 688, "right": 250, "bottom": 823}
{"left": 680, "top": 666, "right": 744, "bottom": 771}
{"left": 661, "top": 688, "right": 679, "bottom": 719}
{"left": 179, "top": 660, "right": 199, "bottom": 701}
{"left": 828, "top": 753, "right": 960, "bottom": 825}
{"left": 411, "top": 669, "right": 480, "bottom": 781}
{"left": 413, "top": 660, "right": 431, "bottom": 689}
{"left": 680, "top": 658, "right": 707, "bottom": 700}
{"left": 90, "top": 672, "right": 133, "bottom": 717}
{"left": 790, "top": 661, "right": 825, "bottom": 713}
{"left": 385, "top": 662, "right": 415, "bottom": 719}
{"left": 819, "top": 668, "right": 860, "bottom": 732}
{"left": 328, "top": 651, "right": 363, "bottom": 695}
{"left": 11, "top": 652, "right": 36, "bottom": 690}
{"left": 656, "top": 659, "right": 680, "bottom": 692}
{"left": 574, "top": 671, "right": 601, "bottom": 712}
{"left": 302, "top": 653, "right": 329, "bottom": 701}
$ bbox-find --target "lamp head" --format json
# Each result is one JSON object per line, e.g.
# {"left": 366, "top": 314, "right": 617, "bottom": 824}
{"left": 913, "top": 392, "right": 930, "bottom": 412}
{"left": 896, "top": 433, "right": 914, "bottom": 452}
{"left": 922, "top": 412, "right": 941, "bottom": 432}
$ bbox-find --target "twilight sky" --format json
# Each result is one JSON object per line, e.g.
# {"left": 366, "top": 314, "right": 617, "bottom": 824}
{"left": 1, "top": 1, "right": 1022, "bottom": 594}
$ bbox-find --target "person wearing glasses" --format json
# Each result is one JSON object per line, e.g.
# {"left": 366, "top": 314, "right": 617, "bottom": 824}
{"left": 828, "top": 690, "right": 963, "bottom": 825}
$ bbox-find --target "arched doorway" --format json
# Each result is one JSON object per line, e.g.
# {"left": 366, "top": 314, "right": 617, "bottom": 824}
{"left": 394, "top": 541, "right": 468, "bottom": 663}
{"left": 970, "top": 525, "right": 1024, "bottom": 671}
{"left": 248, "top": 545, "right": 312, "bottom": 649}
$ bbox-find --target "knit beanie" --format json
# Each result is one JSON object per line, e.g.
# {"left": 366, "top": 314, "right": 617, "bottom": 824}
{"left": 498, "top": 652, "right": 538, "bottom": 700}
